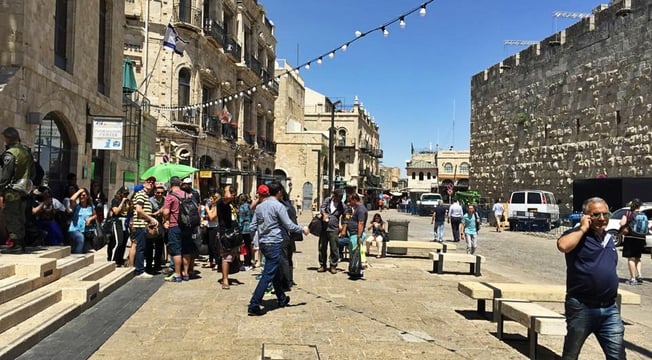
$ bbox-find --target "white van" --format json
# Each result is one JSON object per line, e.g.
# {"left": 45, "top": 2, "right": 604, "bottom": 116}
{"left": 508, "top": 190, "right": 560, "bottom": 231}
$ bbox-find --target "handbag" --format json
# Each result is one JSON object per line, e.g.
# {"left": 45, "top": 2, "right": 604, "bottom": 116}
{"left": 146, "top": 224, "right": 160, "bottom": 239}
{"left": 309, "top": 215, "right": 323, "bottom": 236}
{"left": 221, "top": 226, "right": 243, "bottom": 249}
{"left": 88, "top": 220, "right": 107, "bottom": 250}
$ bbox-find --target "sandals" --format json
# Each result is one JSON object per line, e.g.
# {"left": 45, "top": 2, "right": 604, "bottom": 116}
{"left": 222, "top": 283, "right": 230, "bottom": 290}
{"left": 164, "top": 275, "right": 182, "bottom": 283}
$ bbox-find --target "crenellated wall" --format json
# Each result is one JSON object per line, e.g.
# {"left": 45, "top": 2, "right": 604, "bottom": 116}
{"left": 470, "top": 0, "right": 652, "bottom": 212}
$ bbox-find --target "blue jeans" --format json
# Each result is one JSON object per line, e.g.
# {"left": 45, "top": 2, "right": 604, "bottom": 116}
{"left": 249, "top": 242, "right": 287, "bottom": 309}
{"left": 133, "top": 227, "right": 147, "bottom": 275}
{"left": 434, "top": 222, "right": 444, "bottom": 241}
{"left": 562, "top": 296, "right": 624, "bottom": 360}
{"left": 68, "top": 231, "right": 84, "bottom": 254}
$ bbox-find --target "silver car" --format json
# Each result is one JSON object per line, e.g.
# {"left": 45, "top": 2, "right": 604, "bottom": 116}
{"left": 606, "top": 204, "right": 652, "bottom": 248}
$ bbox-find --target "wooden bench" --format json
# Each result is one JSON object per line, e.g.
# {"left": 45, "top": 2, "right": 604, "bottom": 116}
{"left": 458, "top": 281, "right": 641, "bottom": 315}
{"left": 495, "top": 299, "right": 566, "bottom": 360}
{"left": 383, "top": 241, "right": 456, "bottom": 257}
{"left": 431, "top": 253, "right": 483, "bottom": 276}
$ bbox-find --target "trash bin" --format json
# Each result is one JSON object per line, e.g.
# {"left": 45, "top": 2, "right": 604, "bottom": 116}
{"left": 385, "top": 220, "right": 409, "bottom": 255}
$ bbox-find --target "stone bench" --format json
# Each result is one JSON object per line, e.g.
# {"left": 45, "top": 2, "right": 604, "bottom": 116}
{"left": 457, "top": 281, "right": 641, "bottom": 316}
{"left": 430, "top": 252, "right": 483, "bottom": 276}
{"left": 383, "top": 241, "right": 456, "bottom": 257}
{"left": 495, "top": 299, "right": 566, "bottom": 360}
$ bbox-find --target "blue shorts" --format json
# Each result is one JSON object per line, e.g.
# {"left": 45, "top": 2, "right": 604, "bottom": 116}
{"left": 168, "top": 226, "right": 194, "bottom": 256}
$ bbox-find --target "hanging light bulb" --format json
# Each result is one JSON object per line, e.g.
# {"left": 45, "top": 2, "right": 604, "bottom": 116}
{"left": 317, "top": 57, "right": 323, "bottom": 64}
{"left": 328, "top": 51, "right": 335, "bottom": 59}
{"left": 247, "top": 90, "right": 251, "bottom": 95}
{"left": 252, "top": 86, "right": 256, "bottom": 92}
{"left": 399, "top": 17, "right": 406, "bottom": 29}
{"left": 382, "top": 27, "right": 389, "bottom": 37}
{"left": 234, "top": 94, "right": 238, "bottom": 99}
{"left": 239, "top": 91, "right": 244, "bottom": 96}
{"left": 341, "top": 43, "right": 348, "bottom": 52}
{"left": 305, "top": 63, "right": 311, "bottom": 70}
{"left": 355, "top": 30, "right": 362, "bottom": 37}
{"left": 419, "top": 5, "right": 426, "bottom": 16}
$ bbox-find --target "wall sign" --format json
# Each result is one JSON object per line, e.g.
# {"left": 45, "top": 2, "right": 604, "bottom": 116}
{"left": 92, "top": 117, "right": 124, "bottom": 150}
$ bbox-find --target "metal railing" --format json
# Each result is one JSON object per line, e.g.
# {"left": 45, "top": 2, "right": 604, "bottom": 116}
{"left": 203, "top": 19, "right": 225, "bottom": 46}
{"left": 202, "top": 114, "right": 220, "bottom": 136}
{"left": 244, "top": 132, "right": 256, "bottom": 145}
{"left": 172, "top": 108, "right": 200, "bottom": 126}
{"left": 225, "top": 36, "right": 242, "bottom": 61}
{"left": 221, "top": 123, "right": 237, "bottom": 141}
{"left": 173, "top": 3, "right": 202, "bottom": 28}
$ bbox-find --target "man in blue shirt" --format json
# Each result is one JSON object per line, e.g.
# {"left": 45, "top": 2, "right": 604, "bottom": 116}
{"left": 557, "top": 197, "right": 623, "bottom": 359}
{"left": 248, "top": 183, "right": 309, "bottom": 316}
{"left": 460, "top": 205, "right": 480, "bottom": 254}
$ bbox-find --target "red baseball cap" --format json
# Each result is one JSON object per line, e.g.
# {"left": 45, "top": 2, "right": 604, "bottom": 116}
{"left": 257, "top": 184, "right": 270, "bottom": 196}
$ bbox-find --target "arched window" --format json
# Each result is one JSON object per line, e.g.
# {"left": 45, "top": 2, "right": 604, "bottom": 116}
{"left": 418, "top": 172, "right": 424, "bottom": 181}
{"left": 443, "top": 163, "right": 453, "bottom": 173}
{"left": 338, "top": 129, "right": 347, "bottom": 146}
{"left": 411, "top": 172, "right": 416, "bottom": 180}
{"left": 427, "top": 172, "right": 431, "bottom": 179}
{"left": 459, "top": 162, "right": 470, "bottom": 174}
{"left": 178, "top": 68, "right": 191, "bottom": 106}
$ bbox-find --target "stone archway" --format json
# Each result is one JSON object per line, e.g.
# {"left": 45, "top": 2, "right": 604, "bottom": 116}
{"left": 34, "top": 113, "right": 75, "bottom": 199}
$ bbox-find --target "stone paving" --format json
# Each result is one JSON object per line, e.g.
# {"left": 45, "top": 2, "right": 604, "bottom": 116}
{"left": 88, "top": 210, "right": 652, "bottom": 360}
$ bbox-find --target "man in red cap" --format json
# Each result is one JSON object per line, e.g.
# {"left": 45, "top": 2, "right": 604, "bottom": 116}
{"left": 132, "top": 176, "right": 158, "bottom": 278}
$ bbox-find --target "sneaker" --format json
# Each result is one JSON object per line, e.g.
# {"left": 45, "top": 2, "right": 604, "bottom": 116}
{"left": 164, "top": 274, "right": 182, "bottom": 282}
{"left": 161, "top": 267, "right": 174, "bottom": 275}
{"left": 135, "top": 272, "right": 154, "bottom": 279}
{"left": 329, "top": 267, "right": 337, "bottom": 274}
{"left": 182, "top": 274, "right": 190, "bottom": 281}
{"left": 317, "top": 266, "right": 327, "bottom": 273}
{"left": 636, "top": 276, "right": 643, "bottom": 284}
{"left": 248, "top": 306, "right": 265, "bottom": 316}
{"left": 244, "top": 266, "right": 253, "bottom": 271}
{"left": 627, "top": 279, "right": 640, "bottom": 286}
{"left": 278, "top": 296, "right": 291, "bottom": 308}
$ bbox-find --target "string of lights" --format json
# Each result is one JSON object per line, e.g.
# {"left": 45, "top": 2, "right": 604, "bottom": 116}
{"left": 155, "top": 0, "right": 434, "bottom": 114}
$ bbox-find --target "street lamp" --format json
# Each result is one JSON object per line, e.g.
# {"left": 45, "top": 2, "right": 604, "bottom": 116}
{"left": 328, "top": 100, "right": 341, "bottom": 194}
{"left": 312, "top": 148, "right": 322, "bottom": 209}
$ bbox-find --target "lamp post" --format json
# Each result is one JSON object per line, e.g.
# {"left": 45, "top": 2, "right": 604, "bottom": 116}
{"left": 312, "top": 148, "right": 322, "bottom": 209}
{"left": 328, "top": 100, "right": 341, "bottom": 195}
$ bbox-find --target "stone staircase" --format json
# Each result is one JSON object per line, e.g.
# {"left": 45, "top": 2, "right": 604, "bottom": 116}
{"left": 0, "top": 247, "right": 133, "bottom": 359}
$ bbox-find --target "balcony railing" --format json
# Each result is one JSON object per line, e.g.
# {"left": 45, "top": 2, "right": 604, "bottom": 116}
{"left": 335, "top": 139, "right": 355, "bottom": 148}
{"left": 264, "top": 140, "right": 276, "bottom": 154}
{"left": 173, "top": 3, "right": 202, "bottom": 29}
{"left": 372, "top": 149, "right": 384, "bottom": 158}
{"left": 172, "top": 108, "right": 200, "bottom": 126}
{"left": 221, "top": 123, "right": 237, "bottom": 141}
{"left": 256, "top": 137, "right": 266, "bottom": 149}
{"left": 249, "top": 56, "right": 262, "bottom": 77}
{"left": 225, "top": 36, "right": 242, "bottom": 61}
{"left": 203, "top": 19, "right": 225, "bottom": 46}
{"left": 202, "top": 114, "right": 220, "bottom": 136}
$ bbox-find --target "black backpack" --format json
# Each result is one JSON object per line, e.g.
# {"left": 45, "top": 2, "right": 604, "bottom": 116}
{"left": 171, "top": 192, "right": 200, "bottom": 228}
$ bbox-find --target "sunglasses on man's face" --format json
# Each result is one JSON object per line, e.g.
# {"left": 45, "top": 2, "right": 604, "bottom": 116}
{"left": 589, "top": 212, "right": 611, "bottom": 220}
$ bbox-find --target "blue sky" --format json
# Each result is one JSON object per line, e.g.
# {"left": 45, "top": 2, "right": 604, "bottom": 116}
{"left": 263, "top": 0, "right": 606, "bottom": 175}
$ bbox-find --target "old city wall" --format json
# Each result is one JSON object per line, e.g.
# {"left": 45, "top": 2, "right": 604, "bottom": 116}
{"left": 470, "top": 0, "right": 652, "bottom": 212}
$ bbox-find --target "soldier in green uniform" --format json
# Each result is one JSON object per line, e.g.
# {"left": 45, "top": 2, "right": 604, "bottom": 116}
{"left": 0, "top": 127, "right": 34, "bottom": 253}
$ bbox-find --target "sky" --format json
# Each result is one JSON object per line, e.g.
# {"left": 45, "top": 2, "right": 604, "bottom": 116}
{"left": 262, "top": 0, "right": 607, "bottom": 176}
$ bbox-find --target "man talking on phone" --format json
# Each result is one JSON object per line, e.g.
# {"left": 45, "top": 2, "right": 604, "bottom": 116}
{"left": 557, "top": 197, "right": 624, "bottom": 360}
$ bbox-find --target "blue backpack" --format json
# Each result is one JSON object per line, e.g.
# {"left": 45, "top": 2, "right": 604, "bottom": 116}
{"left": 629, "top": 211, "right": 649, "bottom": 237}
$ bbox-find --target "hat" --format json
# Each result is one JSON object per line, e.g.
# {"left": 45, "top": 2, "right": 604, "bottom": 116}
{"left": 257, "top": 184, "right": 270, "bottom": 196}
{"left": 333, "top": 189, "right": 344, "bottom": 197}
{"left": 169, "top": 176, "right": 181, "bottom": 186}
{"left": 144, "top": 176, "right": 157, "bottom": 183}
{"left": 182, "top": 177, "right": 193, "bottom": 184}
{"left": 133, "top": 184, "right": 144, "bottom": 192}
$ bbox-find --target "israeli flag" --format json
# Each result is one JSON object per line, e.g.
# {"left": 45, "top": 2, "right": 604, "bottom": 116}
{"left": 163, "top": 24, "right": 189, "bottom": 56}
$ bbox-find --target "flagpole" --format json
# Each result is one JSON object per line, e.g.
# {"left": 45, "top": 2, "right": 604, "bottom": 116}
{"left": 143, "top": 0, "right": 150, "bottom": 95}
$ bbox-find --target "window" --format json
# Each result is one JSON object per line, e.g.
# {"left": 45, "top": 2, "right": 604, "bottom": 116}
{"left": 511, "top": 192, "right": 525, "bottom": 204}
{"left": 178, "top": 68, "right": 191, "bottom": 106}
{"left": 527, "top": 192, "right": 542, "bottom": 204}
{"left": 338, "top": 129, "right": 347, "bottom": 146}
{"left": 97, "top": 0, "right": 109, "bottom": 94}
{"left": 419, "top": 172, "right": 424, "bottom": 181}
{"left": 459, "top": 162, "right": 469, "bottom": 174}
{"left": 54, "top": 0, "right": 70, "bottom": 70}
{"left": 427, "top": 172, "right": 431, "bottom": 179}
{"left": 338, "top": 162, "right": 346, "bottom": 177}
{"left": 411, "top": 172, "right": 415, "bottom": 180}
{"left": 443, "top": 163, "right": 453, "bottom": 173}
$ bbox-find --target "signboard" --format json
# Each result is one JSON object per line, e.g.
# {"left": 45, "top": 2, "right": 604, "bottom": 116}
{"left": 199, "top": 170, "right": 213, "bottom": 178}
{"left": 92, "top": 117, "right": 124, "bottom": 150}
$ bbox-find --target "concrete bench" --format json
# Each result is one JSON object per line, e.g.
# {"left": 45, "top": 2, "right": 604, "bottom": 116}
{"left": 430, "top": 253, "right": 483, "bottom": 276}
{"left": 457, "top": 281, "right": 641, "bottom": 315}
{"left": 495, "top": 299, "right": 566, "bottom": 360}
{"left": 384, "top": 241, "right": 456, "bottom": 256}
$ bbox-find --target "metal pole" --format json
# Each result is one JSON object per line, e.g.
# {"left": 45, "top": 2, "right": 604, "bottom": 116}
{"left": 312, "top": 149, "right": 321, "bottom": 209}
{"left": 328, "top": 100, "right": 341, "bottom": 195}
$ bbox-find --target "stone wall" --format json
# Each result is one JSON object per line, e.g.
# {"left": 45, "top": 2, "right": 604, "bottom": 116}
{"left": 470, "top": 0, "right": 652, "bottom": 212}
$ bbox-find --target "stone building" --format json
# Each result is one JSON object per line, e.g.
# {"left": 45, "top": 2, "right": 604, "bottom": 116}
{"left": 304, "top": 89, "right": 383, "bottom": 207}
{"left": 405, "top": 150, "right": 437, "bottom": 194}
{"left": 380, "top": 166, "right": 401, "bottom": 191}
{"left": 435, "top": 150, "right": 470, "bottom": 201}
{"left": 0, "top": 0, "right": 131, "bottom": 199}
{"left": 470, "top": 0, "right": 652, "bottom": 212}
{"left": 124, "top": 0, "right": 278, "bottom": 197}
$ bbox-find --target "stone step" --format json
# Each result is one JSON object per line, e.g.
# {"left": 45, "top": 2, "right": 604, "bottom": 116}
{"left": 97, "top": 266, "right": 134, "bottom": 296}
{"left": 34, "top": 246, "right": 72, "bottom": 260}
{"left": 54, "top": 253, "right": 95, "bottom": 278}
{"left": 0, "top": 275, "right": 38, "bottom": 305}
{"left": 0, "top": 264, "right": 14, "bottom": 280}
{"left": 2, "top": 255, "right": 57, "bottom": 280}
{"left": 0, "top": 301, "right": 82, "bottom": 360}
{"left": 66, "top": 261, "right": 116, "bottom": 282}
{"left": 0, "top": 288, "right": 62, "bottom": 334}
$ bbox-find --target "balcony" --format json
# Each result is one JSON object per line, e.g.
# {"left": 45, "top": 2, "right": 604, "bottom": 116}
{"left": 172, "top": 108, "right": 200, "bottom": 127}
{"left": 249, "top": 56, "right": 262, "bottom": 77}
{"left": 372, "top": 149, "right": 384, "bottom": 158}
{"left": 335, "top": 139, "right": 355, "bottom": 148}
{"left": 268, "top": 79, "right": 279, "bottom": 94}
{"left": 244, "top": 132, "right": 256, "bottom": 145}
{"left": 202, "top": 114, "right": 220, "bottom": 136}
{"left": 173, "top": 3, "right": 202, "bottom": 29}
{"left": 256, "top": 137, "right": 266, "bottom": 149}
{"left": 265, "top": 140, "right": 276, "bottom": 154}
{"left": 203, "top": 19, "right": 225, "bottom": 47}
{"left": 221, "top": 123, "right": 237, "bottom": 141}
{"left": 225, "top": 36, "right": 242, "bottom": 62}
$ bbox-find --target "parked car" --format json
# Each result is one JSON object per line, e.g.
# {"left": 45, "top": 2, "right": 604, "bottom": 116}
{"left": 605, "top": 204, "right": 652, "bottom": 248}
{"left": 507, "top": 190, "right": 561, "bottom": 231}
{"left": 416, "top": 193, "right": 443, "bottom": 216}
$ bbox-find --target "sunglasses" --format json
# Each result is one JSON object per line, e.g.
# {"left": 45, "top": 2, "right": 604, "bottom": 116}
{"left": 156, "top": 192, "right": 164, "bottom": 195}
{"left": 589, "top": 212, "right": 611, "bottom": 219}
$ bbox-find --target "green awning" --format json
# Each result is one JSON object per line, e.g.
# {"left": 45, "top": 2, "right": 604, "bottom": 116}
{"left": 122, "top": 57, "right": 137, "bottom": 93}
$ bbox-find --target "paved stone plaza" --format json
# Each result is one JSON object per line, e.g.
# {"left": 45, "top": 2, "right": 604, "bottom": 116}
{"left": 21, "top": 209, "right": 651, "bottom": 360}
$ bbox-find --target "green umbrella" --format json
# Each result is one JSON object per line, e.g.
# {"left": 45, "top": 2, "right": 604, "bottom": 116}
{"left": 141, "top": 163, "right": 198, "bottom": 183}
{"left": 123, "top": 57, "right": 137, "bottom": 93}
